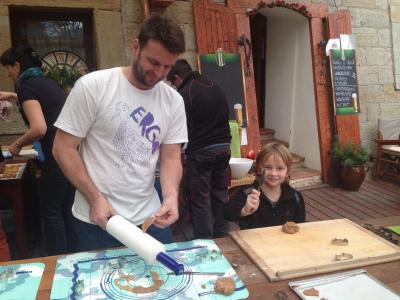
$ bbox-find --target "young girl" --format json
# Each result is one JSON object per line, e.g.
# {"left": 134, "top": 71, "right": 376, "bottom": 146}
{"left": 224, "top": 142, "right": 305, "bottom": 229}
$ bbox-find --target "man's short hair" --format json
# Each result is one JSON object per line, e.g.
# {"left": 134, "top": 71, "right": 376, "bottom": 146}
{"left": 138, "top": 13, "right": 185, "bottom": 54}
{"left": 166, "top": 59, "right": 193, "bottom": 82}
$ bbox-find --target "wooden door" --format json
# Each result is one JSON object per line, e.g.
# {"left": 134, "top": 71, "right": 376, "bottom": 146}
{"left": 193, "top": 0, "right": 261, "bottom": 156}
{"left": 327, "top": 10, "right": 361, "bottom": 146}
{"left": 193, "top": 1, "right": 360, "bottom": 183}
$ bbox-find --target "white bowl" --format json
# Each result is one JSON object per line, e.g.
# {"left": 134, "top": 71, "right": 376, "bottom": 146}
{"left": 229, "top": 158, "right": 253, "bottom": 179}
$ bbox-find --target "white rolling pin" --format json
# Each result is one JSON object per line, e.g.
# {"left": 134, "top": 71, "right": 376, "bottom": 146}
{"left": 106, "top": 215, "right": 183, "bottom": 275}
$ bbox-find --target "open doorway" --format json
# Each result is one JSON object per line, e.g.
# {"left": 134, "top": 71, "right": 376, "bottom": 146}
{"left": 250, "top": 7, "right": 321, "bottom": 172}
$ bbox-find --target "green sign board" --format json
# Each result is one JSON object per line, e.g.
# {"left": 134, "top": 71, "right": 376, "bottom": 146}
{"left": 198, "top": 53, "right": 246, "bottom": 121}
{"left": 330, "top": 49, "right": 359, "bottom": 115}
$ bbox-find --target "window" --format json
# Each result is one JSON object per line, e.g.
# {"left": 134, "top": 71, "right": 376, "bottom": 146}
{"left": 9, "top": 8, "right": 95, "bottom": 71}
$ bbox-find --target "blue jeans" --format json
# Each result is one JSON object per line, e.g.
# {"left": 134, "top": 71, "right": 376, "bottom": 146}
{"left": 70, "top": 216, "right": 173, "bottom": 253}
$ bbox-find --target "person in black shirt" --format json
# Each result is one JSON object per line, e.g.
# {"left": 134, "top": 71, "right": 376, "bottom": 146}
{"left": 224, "top": 142, "right": 305, "bottom": 229}
{"left": 167, "top": 59, "right": 231, "bottom": 239}
{"left": 0, "top": 45, "right": 75, "bottom": 255}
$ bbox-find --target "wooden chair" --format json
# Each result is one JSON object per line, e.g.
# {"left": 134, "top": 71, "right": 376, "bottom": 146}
{"left": 376, "top": 119, "right": 400, "bottom": 177}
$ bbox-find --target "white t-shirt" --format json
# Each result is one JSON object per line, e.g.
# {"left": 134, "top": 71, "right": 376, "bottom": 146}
{"left": 55, "top": 67, "right": 188, "bottom": 225}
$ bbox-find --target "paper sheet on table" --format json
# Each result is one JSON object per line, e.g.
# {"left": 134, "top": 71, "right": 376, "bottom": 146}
{"left": 2, "top": 149, "right": 38, "bottom": 158}
{"left": 290, "top": 270, "right": 400, "bottom": 300}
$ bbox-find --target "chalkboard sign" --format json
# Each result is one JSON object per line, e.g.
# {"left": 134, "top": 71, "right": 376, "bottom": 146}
{"left": 330, "top": 49, "right": 359, "bottom": 115}
{"left": 198, "top": 53, "right": 246, "bottom": 123}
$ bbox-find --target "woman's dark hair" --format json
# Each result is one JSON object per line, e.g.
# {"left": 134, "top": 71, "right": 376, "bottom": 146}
{"left": 0, "top": 45, "right": 42, "bottom": 73}
{"left": 138, "top": 13, "right": 185, "bottom": 54}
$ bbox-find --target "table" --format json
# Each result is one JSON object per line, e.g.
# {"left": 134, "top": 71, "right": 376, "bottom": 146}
{"left": 0, "top": 159, "right": 29, "bottom": 258}
{"left": 1, "top": 217, "right": 399, "bottom": 299}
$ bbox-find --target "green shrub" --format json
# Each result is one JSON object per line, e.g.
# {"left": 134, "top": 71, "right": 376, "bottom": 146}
{"left": 44, "top": 66, "right": 82, "bottom": 89}
{"left": 331, "top": 141, "right": 371, "bottom": 167}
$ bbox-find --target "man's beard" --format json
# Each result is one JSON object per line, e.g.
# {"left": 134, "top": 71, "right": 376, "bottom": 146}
{"left": 132, "top": 53, "right": 163, "bottom": 89}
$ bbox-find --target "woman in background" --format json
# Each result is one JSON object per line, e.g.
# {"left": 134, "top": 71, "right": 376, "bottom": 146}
{"left": 0, "top": 45, "right": 75, "bottom": 255}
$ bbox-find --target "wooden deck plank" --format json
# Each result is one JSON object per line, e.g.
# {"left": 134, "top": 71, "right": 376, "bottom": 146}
{"left": 361, "top": 182, "right": 400, "bottom": 205}
{"left": 306, "top": 189, "right": 371, "bottom": 221}
{"left": 304, "top": 203, "right": 331, "bottom": 221}
{"left": 331, "top": 187, "right": 398, "bottom": 216}
{"left": 322, "top": 188, "right": 389, "bottom": 218}
{"left": 301, "top": 180, "right": 400, "bottom": 221}
{"left": 358, "top": 189, "right": 400, "bottom": 211}
{"left": 321, "top": 189, "right": 382, "bottom": 219}
{"left": 302, "top": 191, "right": 344, "bottom": 220}
{"left": 305, "top": 213, "right": 319, "bottom": 222}
{"left": 174, "top": 180, "right": 400, "bottom": 241}
{"left": 365, "top": 179, "right": 400, "bottom": 194}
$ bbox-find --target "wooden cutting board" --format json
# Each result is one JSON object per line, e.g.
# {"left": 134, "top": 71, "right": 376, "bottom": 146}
{"left": 229, "top": 219, "right": 400, "bottom": 281}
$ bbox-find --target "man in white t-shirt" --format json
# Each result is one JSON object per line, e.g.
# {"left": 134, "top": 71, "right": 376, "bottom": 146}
{"left": 52, "top": 14, "right": 187, "bottom": 251}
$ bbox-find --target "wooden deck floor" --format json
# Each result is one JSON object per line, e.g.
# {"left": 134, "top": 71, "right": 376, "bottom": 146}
{"left": 301, "top": 179, "right": 400, "bottom": 223}
{"left": 173, "top": 179, "right": 400, "bottom": 241}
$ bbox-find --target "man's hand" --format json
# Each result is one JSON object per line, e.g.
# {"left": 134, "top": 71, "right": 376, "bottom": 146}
{"left": 88, "top": 195, "right": 117, "bottom": 230}
{"left": 241, "top": 189, "right": 260, "bottom": 216}
{"left": 154, "top": 200, "right": 179, "bottom": 228}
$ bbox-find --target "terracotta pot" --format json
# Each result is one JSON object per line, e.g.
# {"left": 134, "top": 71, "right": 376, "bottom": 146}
{"left": 339, "top": 165, "right": 367, "bottom": 191}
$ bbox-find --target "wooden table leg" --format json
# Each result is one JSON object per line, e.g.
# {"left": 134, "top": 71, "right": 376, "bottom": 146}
{"left": 9, "top": 186, "right": 27, "bottom": 259}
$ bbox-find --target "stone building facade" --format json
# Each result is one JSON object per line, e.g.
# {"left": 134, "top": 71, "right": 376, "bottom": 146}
{"left": 0, "top": 0, "right": 399, "bottom": 165}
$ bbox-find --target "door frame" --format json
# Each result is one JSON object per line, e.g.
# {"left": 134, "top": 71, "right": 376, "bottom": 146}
{"left": 194, "top": 0, "right": 360, "bottom": 182}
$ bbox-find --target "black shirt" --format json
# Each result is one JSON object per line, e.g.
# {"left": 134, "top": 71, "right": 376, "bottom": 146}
{"left": 224, "top": 183, "right": 306, "bottom": 229}
{"left": 178, "top": 71, "right": 231, "bottom": 152}
{"left": 17, "top": 77, "right": 66, "bottom": 158}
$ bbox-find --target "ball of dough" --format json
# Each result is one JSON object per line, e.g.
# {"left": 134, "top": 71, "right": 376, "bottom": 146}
{"left": 214, "top": 277, "right": 236, "bottom": 295}
{"left": 282, "top": 221, "right": 299, "bottom": 234}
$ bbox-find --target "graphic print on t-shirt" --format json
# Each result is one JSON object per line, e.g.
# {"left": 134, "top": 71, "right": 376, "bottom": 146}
{"left": 111, "top": 102, "right": 161, "bottom": 172}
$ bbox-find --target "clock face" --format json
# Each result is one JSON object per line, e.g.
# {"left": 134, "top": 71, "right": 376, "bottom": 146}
{"left": 41, "top": 51, "right": 89, "bottom": 74}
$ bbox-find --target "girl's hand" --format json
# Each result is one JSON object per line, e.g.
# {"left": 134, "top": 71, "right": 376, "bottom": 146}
{"left": 241, "top": 189, "right": 260, "bottom": 216}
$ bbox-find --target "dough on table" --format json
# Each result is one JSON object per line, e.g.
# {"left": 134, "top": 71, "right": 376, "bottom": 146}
{"left": 214, "top": 277, "right": 236, "bottom": 295}
{"left": 303, "top": 287, "right": 319, "bottom": 296}
{"left": 282, "top": 221, "right": 299, "bottom": 234}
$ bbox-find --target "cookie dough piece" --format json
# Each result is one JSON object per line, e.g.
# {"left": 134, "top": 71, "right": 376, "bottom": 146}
{"left": 142, "top": 216, "right": 157, "bottom": 233}
{"left": 282, "top": 221, "right": 299, "bottom": 234}
{"left": 303, "top": 287, "right": 319, "bottom": 296}
{"left": 214, "top": 277, "right": 236, "bottom": 296}
{"left": 334, "top": 252, "right": 353, "bottom": 261}
{"left": 331, "top": 238, "right": 349, "bottom": 246}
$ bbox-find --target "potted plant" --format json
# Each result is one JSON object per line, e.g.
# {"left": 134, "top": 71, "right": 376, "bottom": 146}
{"left": 44, "top": 66, "right": 83, "bottom": 95}
{"left": 331, "top": 141, "right": 371, "bottom": 191}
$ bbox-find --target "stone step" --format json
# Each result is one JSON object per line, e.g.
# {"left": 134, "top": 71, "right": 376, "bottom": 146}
{"left": 291, "top": 153, "right": 305, "bottom": 168}
{"left": 290, "top": 166, "right": 322, "bottom": 189}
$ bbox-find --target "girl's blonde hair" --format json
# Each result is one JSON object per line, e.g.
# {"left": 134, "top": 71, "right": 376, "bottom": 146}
{"left": 255, "top": 142, "right": 293, "bottom": 178}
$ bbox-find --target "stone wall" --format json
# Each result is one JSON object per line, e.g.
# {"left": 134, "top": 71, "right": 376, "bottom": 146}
{"left": 331, "top": 0, "right": 400, "bottom": 155}
{"left": 121, "top": 1, "right": 198, "bottom": 70}
{"left": 162, "top": 0, "right": 400, "bottom": 157}
{"left": 0, "top": 0, "right": 124, "bottom": 134}
{"left": 1, "top": 0, "right": 400, "bottom": 159}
